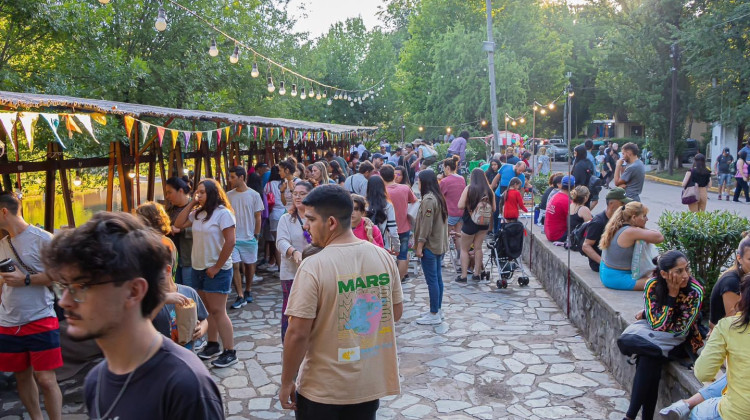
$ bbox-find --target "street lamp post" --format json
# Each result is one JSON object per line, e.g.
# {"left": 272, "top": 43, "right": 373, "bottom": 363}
{"left": 484, "top": 0, "right": 500, "bottom": 157}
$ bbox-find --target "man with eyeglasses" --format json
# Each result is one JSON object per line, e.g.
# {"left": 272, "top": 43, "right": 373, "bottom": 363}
{"left": 0, "top": 190, "right": 62, "bottom": 420}
{"left": 45, "top": 212, "right": 223, "bottom": 419}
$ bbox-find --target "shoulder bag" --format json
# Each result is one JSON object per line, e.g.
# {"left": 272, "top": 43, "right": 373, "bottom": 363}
{"left": 617, "top": 319, "right": 686, "bottom": 359}
{"left": 681, "top": 172, "right": 698, "bottom": 205}
{"left": 7, "top": 237, "right": 63, "bottom": 321}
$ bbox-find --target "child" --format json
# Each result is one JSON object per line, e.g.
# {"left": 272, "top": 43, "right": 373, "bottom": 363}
{"left": 152, "top": 262, "right": 209, "bottom": 351}
{"left": 502, "top": 177, "right": 527, "bottom": 223}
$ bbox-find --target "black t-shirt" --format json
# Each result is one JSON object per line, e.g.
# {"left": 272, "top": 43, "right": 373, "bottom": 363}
{"left": 84, "top": 337, "right": 224, "bottom": 420}
{"left": 572, "top": 160, "right": 594, "bottom": 187}
{"left": 709, "top": 270, "right": 742, "bottom": 325}
{"left": 689, "top": 169, "right": 712, "bottom": 187}
{"left": 584, "top": 211, "right": 610, "bottom": 272}
{"left": 540, "top": 187, "right": 558, "bottom": 210}
{"left": 716, "top": 154, "right": 734, "bottom": 174}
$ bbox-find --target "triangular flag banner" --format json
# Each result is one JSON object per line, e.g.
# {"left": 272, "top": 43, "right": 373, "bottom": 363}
{"left": 18, "top": 112, "right": 39, "bottom": 151}
{"left": 170, "top": 130, "right": 178, "bottom": 149}
{"left": 75, "top": 114, "right": 99, "bottom": 144}
{"left": 65, "top": 114, "right": 82, "bottom": 139}
{"left": 216, "top": 128, "right": 222, "bottom": 145}
{"left": 253, "top": 126, "right": 257, "bottom": 139}
{"left": 156, "top": 126, "right": 166, "bottom": 146}
{"left": 140, "top": 122, "right": 151, "bottom": 146}
{"left": 236, "top": 124, "right": 242, "bottom": 138}
{"left": 91, "top": 113, "right": 107, "bottom": 126}
{"left": 282, "top": 127, "right": 286, "bottom": 139}
{"left": 224, "top": 126, "right": 230, "bottom": 142}
{"left": 183, "top": 131, "right": 191, "bottom": 149}
{"left": 40, "top": 113, "right": 65, "bottom": 148}
{"left": 0, "top": 112, "right": 17, "bottom": 141}
{"left": 196, "top": 131, "right": 203, "bottom": 147}
{"left": 123, "top": 115, "right": 135, "bottom": 138}
{"left": 206, "top": 130, "right": 213, "bottom": 148}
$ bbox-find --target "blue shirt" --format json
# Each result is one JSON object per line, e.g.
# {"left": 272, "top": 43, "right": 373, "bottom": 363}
{"left": 495, "top": 164, "right": 526, "bottom": 194}
{"left": 587, "top": 151, "right": 599, "bottom": 176}
{"left": 261, "top": 171, "right": 271, "bottom": 189}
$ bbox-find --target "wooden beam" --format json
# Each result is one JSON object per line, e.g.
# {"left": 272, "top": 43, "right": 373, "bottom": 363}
{"left": 138, "top": 117, "right": 175, "bottom": 157}
{"left": 157, "top": 140, "right": 167, "bottom": 199}
{"left": 43, "top": 144, "right": 56, "bottom": 232}
{"left": 0, "top": 156, "right": 152, "bottom": 175}
{"left": 115, "top": 141, "right": 131, "bottom": 213}
{"left": 58, "top": 148, "right": 76, "bottom": 228}
{"left": 147, "top": 141, "right": 156, "bottom": 202}
{"left": 106, "top": 142, "right": 115, "bottom": 212}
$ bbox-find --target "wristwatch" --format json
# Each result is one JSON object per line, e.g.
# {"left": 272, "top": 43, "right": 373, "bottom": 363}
{"left": 24, "top": 274, "right": 31, "bottom": 286}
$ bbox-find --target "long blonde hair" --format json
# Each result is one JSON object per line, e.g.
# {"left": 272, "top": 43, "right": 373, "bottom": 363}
{"left": 311, "top": 161, "right": 331, "bottom": 185}
{"left": 599, "top": 201, "right": 648, "bottom": 250}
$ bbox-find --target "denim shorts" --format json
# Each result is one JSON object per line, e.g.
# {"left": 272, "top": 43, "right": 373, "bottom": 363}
{"left": 447, "top": 215, "right": 462, "bottom": 226}
{"left": 718, "top": 173, "right": 733, "bottom": 186}
{"left": 397, "top": 231, "right": 411, "bottom": 261}
{"left": 231, "top": 239, "right": 258, "bottom": 264}
{"left": 189, "top": 267, "right": 233, "bottom": 294}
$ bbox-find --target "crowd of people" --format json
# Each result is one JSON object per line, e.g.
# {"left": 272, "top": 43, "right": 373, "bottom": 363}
{"left": 1, "top": 133, "right": 748, "bottom": 420}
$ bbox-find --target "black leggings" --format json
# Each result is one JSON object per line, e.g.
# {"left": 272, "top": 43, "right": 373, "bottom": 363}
{"left": 295, "top": 393, "right": 379, "bottom": 420}
{"left": 626, "top": 355, "right": 664, "bottom": 420}
{"left": 734, "top": 178, "right": 750, "bottom": 202}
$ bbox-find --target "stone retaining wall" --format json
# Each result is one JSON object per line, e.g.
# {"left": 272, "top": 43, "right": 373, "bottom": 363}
{"left": 520, "top": 227, "right": 701, "bottom": 410}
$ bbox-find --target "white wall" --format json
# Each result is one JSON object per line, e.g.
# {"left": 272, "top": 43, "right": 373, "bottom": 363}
{"left": 708, "top": 123, "right": 738, "bottom": 162}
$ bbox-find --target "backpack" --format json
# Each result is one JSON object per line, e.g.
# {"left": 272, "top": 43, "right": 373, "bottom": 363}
{"left": 568, "top": 219, "right": 590, "bottom": 253}
{"left": 617, "top": 319, "right": 686, "bottom": 359}
{"left": 471, "top": 195, "right": 493, "bottom": 226}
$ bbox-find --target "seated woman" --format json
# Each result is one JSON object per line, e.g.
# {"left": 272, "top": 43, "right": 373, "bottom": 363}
{"left": 599, "top": 201, "right": 664, "bottom": 291}
{"left": 624, "top": 251, "right": 704, "bottom": 420}
{"left": 350, "top": 194, "right": 384, "bottom": 248}
{"left": 538, "top": 172, "right": 563, "bottom": 227}
{"left": 568, "top": 186, "right": 593, "bottom": 232}
{"left": 660, "top": 234, "right": 750, "bottom": 418}
{"left": 689, "top": 274, "right": 750, "bottom": 420}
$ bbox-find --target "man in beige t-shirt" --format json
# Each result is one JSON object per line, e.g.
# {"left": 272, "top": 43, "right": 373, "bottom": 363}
{"left": 280, "top": 185, "right": 403, "bottom": 419}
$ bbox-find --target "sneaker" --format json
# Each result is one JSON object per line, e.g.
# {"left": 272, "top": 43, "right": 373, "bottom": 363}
{"left": 193, "top": 337, "right": 207, "bottom": 352}
{"left": 244, "top": 291, "right": 253, "bottom": 303}
{"left": 231, "top": 296, "right": 246, "bottom": 309}
{"left": 211, "top": 350, "right": 238, "bottom": 368}
{"left": 455, "top": 276, "right": 467, "bottom": 283}
{"left": 267, "top": 264, "right": 280, "bottom": 272}
{"left": 718, "top": 195, "right": 722, "bottom": 200}
{"left": 416, "top": 313, "right": 442, "bottom": 325}
{"left": 659, "top": 400, "right": 690, "bottom": 419}
{"left": 253, "top": 275, "right": 263, "bottom": 282}
{"left": 401, "top": 274, "right": 409, "bottom": 283}
{"left": 197, "top": 342, "right": 221, "bottom": 360}
{"left": 438, "top": 309, "right": 445, "bottom": 320}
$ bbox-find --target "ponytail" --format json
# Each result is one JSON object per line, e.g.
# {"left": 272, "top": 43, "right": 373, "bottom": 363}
{"left": 599, "top": 201, "right": 647, "bottom": 249}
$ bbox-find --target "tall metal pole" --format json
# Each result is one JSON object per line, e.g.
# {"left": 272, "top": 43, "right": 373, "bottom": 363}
{"left": 484, "top": 0, "right": 499, "bottom": 157}
{"left": 667, "top": 43, "right": 679, "bottom": 176}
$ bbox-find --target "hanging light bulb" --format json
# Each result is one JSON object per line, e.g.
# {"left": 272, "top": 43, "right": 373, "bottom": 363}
{"left": 418, "top": 126, "right": 424, "bottom": 132}
{"left": 369, "top": 89, "right": 374, "bottom": 94}
{"left": 446, "top": 127, "right": 452, "bottom": 133}
{"left": 128, "top": 171, "right": 136, "bottom": 179}
{"left": 323, "top": 90, "right": 328, "bottom": 98}
{"left": 481, "top": 120, "right": 487, "bottom": 126}
{"left": 568, "top": 91, "right": 575, "bottom": 97}
{"left": 505, "top": 116, "right": 510, "bottom": 122}
{"left": 334, "top": 91, "right": 340, "bottom": 100}
{"left": 290, "top": 84, "right": 298, "bottom": 97}
{"left": 511, "top": 120, "right": 517, "bottom": 127}
{"left": 350, "top": 101, "right": 354, "bottom": 107}
{"left": 278, "top": 81, "right": 286, "bottom": 95}
{"left": 250, "top": 62, "right": 259, "bottom": 77}
{"left": 98, "top": 0, "right": 110, "bottom": 4}
{"left": 73, "top": 174, "right": 82, "bottom": 186}
{"left": 267, "top": 76, "right": 275, "bottom": 93}
{"left": 548, "top": 102, "right": 556, "bottom": 110}
{"left": 519, "top": 117, "right": 525, "bottom": 124}
{"left": 155, "top": 6, "right": 167, "bottom": 31}
{"left": 533, "top": 104, "right": 539, "bottom": 111}
{"left": 540, "top": 109, "right": 547, "bottom": 115}
{"left": 316, "top": 91, "right": 322, "bottom": 100}
{"left": 300, "top": 88, "right": 307, "bottom": 99}
{"left": 208, "top": 39, "right": 219, "bottom": 57}
{"left": 229, "top": 44, "right": 240, "bottom": 64}
{"left": 327, "top": 99, "right": 332, "bottom": 106}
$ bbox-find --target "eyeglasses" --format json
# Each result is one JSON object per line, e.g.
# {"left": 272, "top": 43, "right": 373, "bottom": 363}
{"left": 51, "top": 279, "right": 126, "bottom": 303}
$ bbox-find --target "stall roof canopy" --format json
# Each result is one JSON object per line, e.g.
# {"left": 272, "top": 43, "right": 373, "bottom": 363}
{"left": 0, "top": 91, "right": 377, "bottom": 134}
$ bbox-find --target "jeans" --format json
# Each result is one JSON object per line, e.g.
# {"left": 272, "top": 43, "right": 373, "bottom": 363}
{"left": 280, "top": 280, "right": 294, "bottom": 343}
{"left": 420, "top": 248, "right": 444, "bottom": 314}
{"left": 698, "top": 373, "right": 727, "bottom": 400}
{"left": 734, "top": 178, "right": 749, "bottom": 202}
{"left": 689, "top": 397, "right": 722, "bottom": 420}
{"left": 175, "top": 266, "right": 193, "bottom": 285}
{"left": 295, "top": 393, "right": 379, "bottom": 420}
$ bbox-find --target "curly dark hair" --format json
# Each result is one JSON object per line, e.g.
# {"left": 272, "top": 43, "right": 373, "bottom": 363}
{"left": 42, "top": 212, "right": 170, "bottom": 317}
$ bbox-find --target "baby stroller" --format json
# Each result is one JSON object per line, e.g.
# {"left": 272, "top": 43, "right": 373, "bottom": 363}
{"left": 488, "top": 220, "right": 530, "bottom": 288}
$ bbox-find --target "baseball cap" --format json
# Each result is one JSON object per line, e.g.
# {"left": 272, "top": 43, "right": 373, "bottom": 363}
{"left": 724, "top": 147, "right": 730, "bottom": 153}
{"left": 412, "top": 138, "right": 424, "bottom": 145}
{"left": 372, "top": 153, "right": 385, "bottom": 160}
{"left": 606, "top": 187, "right": 633, "bottom": 204}
{"left": 561, "top": 175, "right": 575, "bottom": 188}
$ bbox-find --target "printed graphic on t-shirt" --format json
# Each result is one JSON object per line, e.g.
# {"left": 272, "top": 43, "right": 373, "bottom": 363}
{"left": 336, "top": 272, "right": 395, "bottom": 362}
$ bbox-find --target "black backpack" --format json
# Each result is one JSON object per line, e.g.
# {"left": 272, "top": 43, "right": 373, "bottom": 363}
{"left": 568, "top": 220, "right": 591, "bottom": 253}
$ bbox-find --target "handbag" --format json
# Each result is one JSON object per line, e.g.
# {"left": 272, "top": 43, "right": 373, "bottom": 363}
{"left": 407, "top": 200, "right": 420, "bottom": 227}
{"left": 631, "top": 240, "right": 658, "bottom": 281}
{"left": 681, "top": 174, "right": 698, "bottom": 205}
{"left": 265, "top": 182, "right": 276, "bottom": 208}
{"left": 617, "top": 319, "right": 686, "bottom": 358}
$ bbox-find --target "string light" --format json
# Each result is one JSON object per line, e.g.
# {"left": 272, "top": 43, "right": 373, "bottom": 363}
{"left": 316, "top": 91, "right": 322, "bottom": 100}
{"left": 290, "top": 84, "right": 298, "bottom": 97}
{"left": 155, "top": 6, "right": 167, "bottom": 31}
{"left": 327, "top": 99, "right": 332, "bottom": 106}
{"left": 73, "top": 175, "right": 82, "bottom": 186}
{"left": 323, "top": 90, "right": 328, "bottom": 99}
{"left": 267, "top": 77, "right": 275, "bottom": 93}
{"left": 511, "top": 121, "right": 517, "bottom": 127}
{"left": 481, "top": 120, "right": 487, "bottom": 126}
{"left": 300, "top": 88, "right": 307, "bottom": 100}
{"left": 418, "top": 126, "right": 424, "bottom": 132}
{"left": 98, "top": 0, "right": 110, "bottom": 4}
{"left": 446, "top": 127, "right": 452, "bottom": 133}
{"left": 229, "top": 43, "right": 240, "bottom": 64}
{"left": 128, "top": 171, "right": 136, "bottom": 179}
{"left": 250, "top": 62, "right": 259, "bottom": 77}
{"left": 540, "top": 109, "right": 547, "bottom": 115}
{"left": 519, "top": 117, "right": 525, "bottom": 124}
{"left": 278, "top": 81, "right": 286, "bottom": 95}
{"left": 208, "top": 39, "right": 218, "bottom": 57}
{"left": 548, "top": 103, "right": 556, "bottom": 110}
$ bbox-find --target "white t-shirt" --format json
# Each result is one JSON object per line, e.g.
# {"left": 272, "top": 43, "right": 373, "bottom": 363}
{"left": 227, "top": 189, "right": 264, "bottom": 242}
{"left": 189, "top": 206, "right": 236, "bottom": 270}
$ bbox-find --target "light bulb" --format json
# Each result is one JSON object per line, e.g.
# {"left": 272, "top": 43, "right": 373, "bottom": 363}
{"left": 278, "top": 81, "right": 286, "bottom": 95}
{"left": 128, "top": 171, "right": 136, "bottom": 179}
{"left": 519, "top": 117, "right": 525, "bottom": 124}
{"left": 447, "top": 127, "right": 452, "bottom": 133}
{"left": 73, "top": 176, "right": 82, "bottom": 186}
{"left": 418, "top": 126, "right": 424, "bottom": 132}
{"left": 250, "top": 62, "right": 259, "bottom": 77}
{"left": 334, "top": 91, "right": 340, "bottom": 100}
{"left": 208, "top": 39, "right": 219, "bottom": 57}
{"left": 533, "top": 105, "right": 538, "bottom": 111}
{"left": 548, "top": 103, "right": 556, "bottom": 110}
{"left": 229, "top": 45, "right": 239, "bottom": 64}
{"left": 369, "top": 89, "right": 374, "bottom": 94}
{"left": 267, "top": 76, "right": 275, "bottom": 93}
{"left": 323, "top": 90, "right": 327, "bottom": 98}
{"left": 511, "top": 121, "right": 517, "bottom": 127}
{"left": 568, "top": 91, "right": 575, "bottom": 97}
{"left": 327, "top": 99, "right": 332, "bottom": 106}
{"left": 316, "top": 92, "right": 322, "bottom": 100}
{"left": 300, "top": 88, "right": 306, "bottom": 99}
{"left": 309, "top": 88, "right": 315, "bottom": 98}
{"left": 155, "top": 7, "right": 167, "bottom": 32}
{"left": 350, "top": 101, "right": 354, "bottom": 107}
{"left": 540, "top": 109, "right": 547, "bottom": 115}
{"left": 98, "top": 0, "right": 110, "bottom": 4}
{"left": 481, "top": 120, "right": 487, "bottom": 126}
{"left": 505, "top": 117, "right": 510, "bottom": 122}
{"left": 291, "top": 84, "right": 298, "bottom": 97}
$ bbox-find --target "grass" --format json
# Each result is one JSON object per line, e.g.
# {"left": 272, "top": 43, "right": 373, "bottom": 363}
{"left": 649, "top": 167, "right": 689, "bottom": 182}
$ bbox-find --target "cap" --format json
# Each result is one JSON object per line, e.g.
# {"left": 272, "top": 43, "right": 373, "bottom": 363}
{"left": 724, "top": 147, "right": 730, "bottom": 152}
{"left": 372, "top": 153, "right": 385, "bottom": 160}
{"left": 561, "top": 175, "right": 575, "bottom": 188}
{"left": 606, "top": 187, "right": 633, "bottom": 204}
{"left": 412, "top": 138, "right": 424, "bottom": 145}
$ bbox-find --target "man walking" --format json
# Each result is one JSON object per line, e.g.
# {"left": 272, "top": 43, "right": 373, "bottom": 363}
{"left": 280, "top": 185, "right": 403, "bottom": 419}
{"left": 0, "top": 191, "right": 62, "bottom": 420}
{"left": 227, "top": 166, "right": 265, "bottom": 308}
{"left": 614, "top": 142, "right": 646, "bottom": 201}
{"left": 344, "top": 161, "right": 374, "bottom": 196}
{"left": 714, "top": 147, "right": 734, "bottom": 201}
{"left": 447, "top": 131, "right": 468, "bottom": 164}
{"left": 46, "top": 212, "right": 224, "bottom": 419}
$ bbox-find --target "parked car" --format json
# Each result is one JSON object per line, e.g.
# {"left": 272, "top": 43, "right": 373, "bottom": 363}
{"left": 680, "top": 139, "right": 699, "bottom": 163}
{"left": 548, "top": 137, "right": 565, "bottom": 146}
{"left": 546, "top": 142, "right": 569, "bottom": 162}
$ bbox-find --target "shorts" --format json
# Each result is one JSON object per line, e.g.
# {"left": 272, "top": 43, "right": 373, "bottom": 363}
{"left": 0, "top": 317, "right": 63, "bottom": 372}
{"left": 231, "top": 239, "right": 258, "bottom": 264}
{"left": 397, "top": 231, "right": 411, "bottom": 261}
{"left": 462, "top": 216, "right": 489, "bottom": 236}
{"left": 447, "top": 215, "right": 462, "bottom": 226}
{"left": 189, "top": 267, "right": 233, "bottom": 294}
{"left": 718, "top": 173, "right": 733, "bottom": 186}
{"left": 263, "top": 220, "right": 277, "bottom": 242}
{"left": 599, "top": 261, "right": 636, "bottom": 290}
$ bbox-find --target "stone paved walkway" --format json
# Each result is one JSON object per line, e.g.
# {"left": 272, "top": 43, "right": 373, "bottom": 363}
{"left": 1, "top": 261, "right": 630, "bottom": 419}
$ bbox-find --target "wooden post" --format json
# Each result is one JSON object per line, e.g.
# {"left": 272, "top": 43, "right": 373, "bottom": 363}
{"left": 43, "top": 143, "right": 56, "bottom": 232}
{"left": 147, "top": 141, "right": 156, "bottom": 202}
{"left": 106, "top": 142, "right": 116, "bottom": 212}
{"left": 58, "top": 149, "right": 76, "bottom": 228}
{"left": 157, "top": 141, "right": 167, "bottom": 199}
{"left": 202, "top": 141, "right": 213, "bottom": 179}
{"left": 115, "top": 141, "right": 133, "bottom": 213}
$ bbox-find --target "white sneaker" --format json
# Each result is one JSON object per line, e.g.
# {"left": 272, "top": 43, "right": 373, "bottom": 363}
{"left": 416, "top": 313, "right": 442, "bottom": 325}
{"left": 268, "top": 264, "right": 280, "bottom": 272}
{"left": 659, "top": 400, "right": 690, "bottom": 419}
{"left": 253, "top": 275, "right": 263, "bottom": 282}
{"left": 438, "top": 309, "right": 445, "bottom": 320}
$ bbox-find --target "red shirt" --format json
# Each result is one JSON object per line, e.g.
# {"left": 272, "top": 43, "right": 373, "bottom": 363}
{"left": 352, "top": 219, "right": 384, "bottom": 248}
{"left": 544, "top": 191, "right": 570, "bottom": 242}
{"left": 387, "top": 183, "right": 417, "bottom": 233}
{"left": 439, "top": 174, "right": 466, "bottom": 217}
{"left": 503, "top": 189, "right": 528, "bottom": 220}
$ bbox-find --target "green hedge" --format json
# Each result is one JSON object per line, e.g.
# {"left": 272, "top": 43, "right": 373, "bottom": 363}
{"left": 657, "top": 210, "right": 750, "bottom": 308}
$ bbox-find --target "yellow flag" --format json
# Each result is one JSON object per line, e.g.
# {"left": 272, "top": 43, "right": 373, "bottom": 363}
{"left": 123, "top": 116, "right": 135, "bottom": 138}
{"left": 91, "top": 113, "right": 107, "bottom": 125}
{"left": 170, "top": 130, "right": 178, "bottom": 149}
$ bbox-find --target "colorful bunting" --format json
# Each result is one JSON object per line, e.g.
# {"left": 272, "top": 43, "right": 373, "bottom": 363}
{"left": 196, "top": 131, "right": 203, "bottom": 147}
{"left": 40, "top": 113, "right": 65, "bottom": 148}
{"left": 171, "top": 130, "right": 179, "bottom": 149}
{"left": 140, "top": 122, "right": 151, "bottom": 146}
{"left": 156, "top": 126, "right": 166, "bottom": 146}
{"left": 216, "top": 128, "right": 222, "bottom": 145}
{"left": 206, "top": 130, "right": 213, "bottom": 148}
{"left": 124, "top": 115, "right": 135, "bottom": 138}
{"left": 75, "top": 114, "right": 99, "bottom": 144}
{"left": 91, "top": 113, "right": 107, "bottom": 126}
{"left": 19, "top": 112, "right": 40, "bottom": 150}
{"left": 65, "top": 114, "right": 83, "bottom": 139}
{"left": 0, "top": 113, "right": 17, "bottom": 142}
{"left": 183, "top": 131, "right": 190, "bottom": 149}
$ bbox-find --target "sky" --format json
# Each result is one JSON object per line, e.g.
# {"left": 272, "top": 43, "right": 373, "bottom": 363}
{"left": 288, "top": 0, "right": 384, "bottom": 39}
